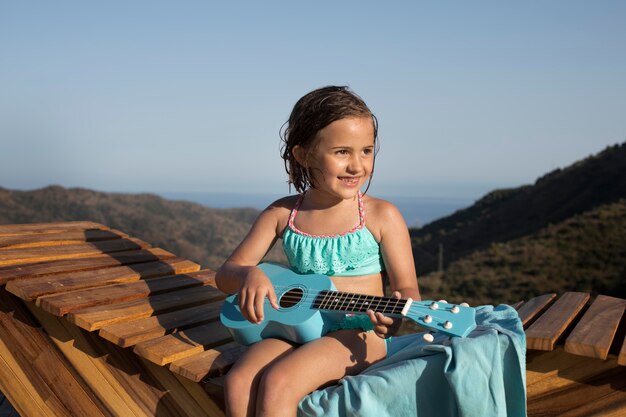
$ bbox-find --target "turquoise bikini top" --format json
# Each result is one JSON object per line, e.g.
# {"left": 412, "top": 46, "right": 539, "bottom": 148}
{"left": 282, "top": 192, "right": 385, "bottom": 277}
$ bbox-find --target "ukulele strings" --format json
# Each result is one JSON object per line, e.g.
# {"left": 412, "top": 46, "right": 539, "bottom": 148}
{"left": 239, "top": 284, "right": 458, "bottom": 319}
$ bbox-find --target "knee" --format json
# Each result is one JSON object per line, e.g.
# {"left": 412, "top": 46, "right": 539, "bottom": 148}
{"left": 224, "top": 366, "right": 256, "bottom": 399}
{"left": 257, "top": 364, "right": 299, "bottom": 409}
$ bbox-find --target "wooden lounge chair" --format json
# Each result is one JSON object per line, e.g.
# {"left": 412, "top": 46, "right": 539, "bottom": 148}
{"left": 0, "top": 221, "right": 624, "bottom": 416}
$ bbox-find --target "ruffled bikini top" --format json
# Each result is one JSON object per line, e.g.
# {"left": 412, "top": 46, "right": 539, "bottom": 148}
{"left": 282, "top": 192, "right": 385, "bottom": 276}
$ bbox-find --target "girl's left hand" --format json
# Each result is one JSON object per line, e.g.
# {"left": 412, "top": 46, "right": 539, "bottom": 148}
{"left": 367, "top": 291, "right": 403, "bottom": 339}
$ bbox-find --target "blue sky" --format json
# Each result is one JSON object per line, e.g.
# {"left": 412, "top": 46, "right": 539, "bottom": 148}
{"left": 1, "top": 1, "right": 625, "bottom": 200}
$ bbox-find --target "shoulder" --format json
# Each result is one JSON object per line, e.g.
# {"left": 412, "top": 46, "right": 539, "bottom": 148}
{"left": 362, "top": 195, "right": 406, "bottom": 240}
{"left": 258, "top": 195, "right": 300, "bottom": 235}
{"left": 362, "top": 194, "right": 403, "bottom": 222}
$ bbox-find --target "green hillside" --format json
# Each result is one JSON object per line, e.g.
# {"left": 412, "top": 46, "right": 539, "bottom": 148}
{"left": 418, "top": 199, "right": 626, "bottom": 305}
{"left": 410, "top": 142, "right": 626, "bottom": 305}
{"left": 410, "top": 143, "right": 626, "bottom": 275}
{"left": 0, "top": 185, "right": 285, "bottom": 270}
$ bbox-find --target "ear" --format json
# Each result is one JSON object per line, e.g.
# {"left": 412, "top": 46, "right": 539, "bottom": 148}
{"left": 292, "top": 145, "right": 307, "bottom": 167}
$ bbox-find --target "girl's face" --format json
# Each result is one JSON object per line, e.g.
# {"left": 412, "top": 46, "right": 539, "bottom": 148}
{"left": 296, "top": 116, "right": 375, "bottom": 201}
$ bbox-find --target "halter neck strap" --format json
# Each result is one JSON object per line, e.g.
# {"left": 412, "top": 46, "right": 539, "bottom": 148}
{"left": 288, "top": 192, "right": 366, "bottom": 238}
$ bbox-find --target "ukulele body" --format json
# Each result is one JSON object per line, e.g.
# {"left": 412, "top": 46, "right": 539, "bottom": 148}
{"left": 220, "top": 263, "right": 346, "bottom": 345}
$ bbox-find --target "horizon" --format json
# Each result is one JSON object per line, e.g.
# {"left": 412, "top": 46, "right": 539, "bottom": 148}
{"left": 1, "top": 2, "right": 625, "bottom": 198}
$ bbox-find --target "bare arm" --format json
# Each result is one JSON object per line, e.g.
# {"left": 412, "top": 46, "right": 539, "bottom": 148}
{"left": 366, "top": 199, "right": 420, "bottom": 337}
{"left": 215, "top": 200, "right": 290, "bottom": 323}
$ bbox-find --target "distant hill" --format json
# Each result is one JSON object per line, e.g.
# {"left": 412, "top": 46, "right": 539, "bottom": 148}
{"left": 2, "top": 142, "right": 624, "bottom": 306}
{"left": 411, "top": 142, "right": 626, "bottom": 304}
{"left": 0, "top": 185, "right": 285, "bottom": 270}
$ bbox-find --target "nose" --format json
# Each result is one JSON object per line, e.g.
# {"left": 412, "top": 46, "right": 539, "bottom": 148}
{"left": 347, "top": 154, "right": 363, "bottom": 174}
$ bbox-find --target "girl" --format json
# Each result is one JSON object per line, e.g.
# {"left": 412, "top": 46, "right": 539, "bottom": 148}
{"left": 216, "top": 86, "right": 420, "bottom": 417}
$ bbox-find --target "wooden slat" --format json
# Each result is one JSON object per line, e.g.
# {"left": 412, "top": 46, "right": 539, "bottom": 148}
{"left": 564, "top": 295, "right": 626, "bottom": 360}
{"left": 525, "top": 292, "right": 590, "bottom": 351}
{"left": 170, "top": 342, "right": 246, "bottom": 383}
{"left": 7, "top": 257, "right": 199, "bottom": 302}
{"left": 44, "top": 269, "right": 218, "bottom": 321}
{"left": 70, "top": 284, "right": 222, "bottom": 331}
{"left": 100, "top": 301, "right": 223, "bottom": 347}
{"left": 0, "top": 238, "right": 149, "bottom": 267}
{"left": 27, "top": 301, "right": 202, "bottom": 417}
{"left": 516, "top": 293, "right": 557, "bottom": 328}
{"left": 0, "top": 229, "right": 128, "bottom": 250}
{"left": 0, "top": 336, "right": 63, "bottom": 417}
{"left": 526, "top": 348, "right": 626, "bottom": 416}
{"left": 134, "top": 322, "right": 232, "bottom": 366}
{"left": 619, "top": 333, "right": 626, "bottom": 366}
{"left": 0, "top": 247, "right": 176, "bottom": 285}
{"left": 0, "top": 221, "right": 108, "bottom": 237}
{"left": 0, "top": 290, "right": 109, "bottom": 417}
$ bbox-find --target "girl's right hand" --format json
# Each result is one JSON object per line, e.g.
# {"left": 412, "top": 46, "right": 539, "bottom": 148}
{"left": 238, "top": 267, "right": 279, "bottom": 324}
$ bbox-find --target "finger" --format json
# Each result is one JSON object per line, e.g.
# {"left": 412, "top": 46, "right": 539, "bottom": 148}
{"left": 267, "top": 287, "right": 279, "bottom": 310}
{"left": 366, "top": 310, "right": 378, "bottom": 324}
{"left": 392, "top": 291, "right": 402, "bottom": 299}
{"left": 238, "top": 290, "right": 249, "bottom": 321}
{"left": 373, "top": 325, "right": 387, "bottom": 338}
{"left": 244, "top": 289, "right": 258, "bottom": 323}
{"left": 375, "top": 312, "right": 394, "bottom": 326}
{"left": 254, "top": 289, "right": 266, "bottom": 323}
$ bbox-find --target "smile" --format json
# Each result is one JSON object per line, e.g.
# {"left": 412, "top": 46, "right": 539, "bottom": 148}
{"left": 339, "top": 177, "right": 360, "bottom": 186}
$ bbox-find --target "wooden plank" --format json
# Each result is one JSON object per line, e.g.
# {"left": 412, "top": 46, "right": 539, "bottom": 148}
{"left": 619, "top": 333, "right": 626, "bottom": 366}
{"left": 170, "top": 342, "right": 246, "bottom": 383}
{"left": 0, "top": 247, "right": 176, "bottom": 285}
{"left": 0, "top": 290, "right": 110, "bottom": 417}
{"left": 526, "top": 348, "right": 626, "bottom": 417}
{"left": 138, "top": 357, "right": 225, "bottom": 417}
{"left": 564, "top": 295, "right": 626, "bottom": 360}
{"left": 100, "top": 301, "right": 223, "bottom": 347}
{"left": 0, "top": 221, "right": 108, "bottom": 237}
{"left": 0, "top": 229, "right": 128, "bottom": 250}
{"left": 134, "top": 321, "right": 232, "bottom": 366}
{"left": 7, "top": 257, "right": 199, "bottom": 302}
{"left": 172, "top": 373, "right": 225, "bottom": 417}
{"left": 0, "top": 237, "right": 149, "bottom": 267}
{"left": 525, "top": 292, "right": 590, "bottom": 351}
{"left": 27, "top": 302, "right": 197, "bottom": 417}
{"left": 69, "top": 284, "right": 222, "bottom": 331}
{"left": 516, "top": 293, "right": 557, "bottom": 328}
{"left": 44, "top": 269, "right": 218, "bottom": 320}
{"left": 0, "top": 336, "right": 62, "bottom": 417}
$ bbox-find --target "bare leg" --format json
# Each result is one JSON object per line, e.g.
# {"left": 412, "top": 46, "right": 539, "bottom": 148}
{"left": 224, "top": 338, "right": 296, "bottom": 417}
{"left": 255, "top": 329, "right": 386, "bottom": 417}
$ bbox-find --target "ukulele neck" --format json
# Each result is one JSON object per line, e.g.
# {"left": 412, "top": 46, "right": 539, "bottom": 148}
{"left": 313, "top": 290, "right": 411, "bottom": 316}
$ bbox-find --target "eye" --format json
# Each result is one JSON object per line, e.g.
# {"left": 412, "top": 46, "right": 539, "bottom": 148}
{"left": 335, "top": 149, "right": 350, "bottom": 155}
{"left": 362, "top": 147, "right": 374, "bottom": 156}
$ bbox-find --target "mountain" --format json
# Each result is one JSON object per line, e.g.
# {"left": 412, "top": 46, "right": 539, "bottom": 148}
{"left": 411, "top": 142, "right": 626, "bottom": 305}
{"left": 2, "top": 142, "right": 624, "bottom": 305}
{"left": 0, "top": 185, "right": 285, "bottom": 270}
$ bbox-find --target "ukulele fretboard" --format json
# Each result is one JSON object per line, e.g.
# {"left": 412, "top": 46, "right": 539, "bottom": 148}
{"left": 313, "top": 291, "right": 406, "bottom": 316}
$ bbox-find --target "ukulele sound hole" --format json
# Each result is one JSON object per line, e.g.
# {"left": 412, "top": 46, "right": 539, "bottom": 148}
{"left": 280, "top": 287, "right": 304, "bottom": 309}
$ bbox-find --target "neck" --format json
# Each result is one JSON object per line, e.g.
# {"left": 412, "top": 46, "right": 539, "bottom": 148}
{"left": 303, "top": 189, "right": 359, "bottom": 211}
{"left": 313, "top": 289, "right": 406, "bottom": 316}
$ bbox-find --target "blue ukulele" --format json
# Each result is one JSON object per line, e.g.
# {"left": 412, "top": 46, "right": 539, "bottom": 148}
{"left": 220, "top": 263, "right": 477, "bottom": 345}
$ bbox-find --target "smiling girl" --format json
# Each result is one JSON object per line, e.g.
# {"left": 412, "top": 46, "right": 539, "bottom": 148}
{"left": 216, "top": 86, "right": 420, "bottom": 417}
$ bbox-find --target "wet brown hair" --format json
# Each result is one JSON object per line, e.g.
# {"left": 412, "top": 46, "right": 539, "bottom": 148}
{"left": 280, "top": 86, "right": 379, "bottom": 194}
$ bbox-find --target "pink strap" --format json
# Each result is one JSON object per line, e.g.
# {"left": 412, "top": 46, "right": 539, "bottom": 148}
{"left": 288, "top": 192, "right": 365, "bottom": 238}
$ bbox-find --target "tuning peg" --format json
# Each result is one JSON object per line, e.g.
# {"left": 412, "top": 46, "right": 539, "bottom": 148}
{"left": 423, "top": 333, "right": 434, "bottom": 343}
{"left": 443, "top": 321, "right": 453, "bottom": 330}
{"left": 423, "top": 314, "right": 433, "bottom": 324}
{"left": 460, "top": 302, "right": 469, "bottom": 307}
{"left": 438, "top": 299, "right": 448, "bottom": 304}
{"left": 451, "top": 306, "right": 460, "bottom": 314}
{"left": 429, "top": 302, "right": 439, "bottom": 310}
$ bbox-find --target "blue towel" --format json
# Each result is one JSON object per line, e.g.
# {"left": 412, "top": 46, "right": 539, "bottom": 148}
{"left": 298, "top": 304, "right": 526, "bottom": 417}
